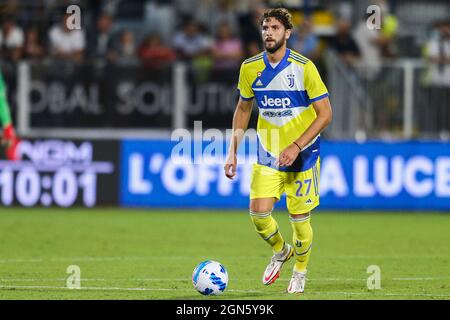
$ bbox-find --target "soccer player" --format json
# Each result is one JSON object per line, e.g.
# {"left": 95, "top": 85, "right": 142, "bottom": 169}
{"left": 224, "top": 8, "right": 332, "bottom": 293}
{"left": 0, "top": 70, "right": 19, "bottom": 161}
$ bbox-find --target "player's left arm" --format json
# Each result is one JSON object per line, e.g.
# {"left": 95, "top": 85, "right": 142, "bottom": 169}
{"left": 277, "top": 97, "right": 332, "bottom": 167}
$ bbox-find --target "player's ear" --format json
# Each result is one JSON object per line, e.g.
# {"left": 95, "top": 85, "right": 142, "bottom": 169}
{"left": 285, "top": 28, "right": 292, "bottom": 40}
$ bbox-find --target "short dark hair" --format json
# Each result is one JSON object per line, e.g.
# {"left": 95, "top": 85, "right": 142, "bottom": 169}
{"left": 260, "top": 8, "right": 293, "bottom": 30}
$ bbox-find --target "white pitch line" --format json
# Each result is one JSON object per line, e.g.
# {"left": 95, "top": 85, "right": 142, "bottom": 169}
{"left": 392, "top": 277, "right": 450, "bottom": 281}
{"left": 0, "top": 277, "right": 449, "bottom": 282}
{"left": 0, "top": 278, "right": 192, "bottom": 282}
{"left": 0, "top": 258, "right": 44, "bottom": 264}
{"left": 320, "top": 255, "right": 450, "bottom": 259}
{"left": 0, "top": 285, "right": 191, "bottom": 292}
{"left": 305, "top": 291, "right": 450, "bottom": 298}
{"left": 0, "top": 285, "right": 449, "bottom": 298}
{"left": 0, "top": 278, "right": 367, "bottom": 283}
{"left": 0, "top": 284, "right": 260, "bottom": 294}
{"left": 0, "top": 256, "right": 262, "bottom": 264}
{"left": 0, "top": 257, "right": 190, "bottom": 264}
{"left": 1, "top": 255, "right": 449, "bottom": 264}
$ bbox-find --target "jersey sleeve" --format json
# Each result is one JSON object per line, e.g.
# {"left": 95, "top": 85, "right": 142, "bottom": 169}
{"left": 237, "top": 63, "right": 254, "bottom": 100}
{"left": 0, "top": 72, "right": 12, "bottom": 127}
{"left": 304, "top": 61, "right": 329, "bottom": 103}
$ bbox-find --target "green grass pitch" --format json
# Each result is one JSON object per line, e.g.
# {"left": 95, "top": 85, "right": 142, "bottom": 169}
{"left": 0, "top": 208, "right": 449, "bottom": 300}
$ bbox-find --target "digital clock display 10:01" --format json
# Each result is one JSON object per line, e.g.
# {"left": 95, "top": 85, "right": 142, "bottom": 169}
{"left": 0, "top": 161, "right": 114, "bottom": 207}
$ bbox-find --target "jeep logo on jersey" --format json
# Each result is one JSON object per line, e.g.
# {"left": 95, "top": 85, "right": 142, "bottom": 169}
{"left": 260, "top": 95, "right": 291, "bottom": 108}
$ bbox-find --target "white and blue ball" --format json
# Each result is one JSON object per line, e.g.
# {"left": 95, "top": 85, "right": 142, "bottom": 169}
{"left": 192, "top": 260, "right": 228, "bottom": 295}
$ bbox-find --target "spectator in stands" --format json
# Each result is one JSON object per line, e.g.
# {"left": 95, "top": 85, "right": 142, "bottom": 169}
{"left": 173, "top": 18, "right": 213, "bottom": 82}
{"left": 108, "top": 30, "right": 138, "bottom": 65}
{"left": 144, "top": 0, "right": 175, "bottom": 42}
{"left": 137, "top": 32, "right": 176, "bottom": 69}
{"left": 197, "top": 0, "right": 239, "bottom": 37}
{"left": 353, "top": 0, "right": 398, "bottom": 77}
{"left": 48, "top": 13, "right": 86, "bottom": 63}
{"left": 88, "top": 13, "right": 116, "bottom": 61}
{"left": 289, "top": 18, "right": 320, "bottom": 61}
{"left": 0, "top": 17, "right": 24, "bottom": 62}
{"left": 353, "top": 15, "right": 382, "bottom": 79}
{"left": 377, "top": 1, "right": 398, "bottom": 58}
{"left": 329, "top": 19, "right": 360, "bottom": 66}
{"left": 426, "top": 20, "right": 450, "bottom": 88}
{"left": 424, "top": 20, "right": 450, "bottom": 134}
{"left": 23, "top": 27, "right": 46, "bottom": 61}
{"left": 212, "top": 21, "right": 243, "bottom": 71}
{"left": 172, "top": 18, "right": 212, "bottom": 61}
{"left": 238, "top": 4, "right": 266, "bottom": 57}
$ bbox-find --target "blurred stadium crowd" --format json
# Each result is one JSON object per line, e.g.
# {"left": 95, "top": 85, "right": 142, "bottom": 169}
{"left": 0, "top": 0, "right": 448, "bottom": 69}
{"left": 0, "top": 0, "right": 449, "bottom": 137}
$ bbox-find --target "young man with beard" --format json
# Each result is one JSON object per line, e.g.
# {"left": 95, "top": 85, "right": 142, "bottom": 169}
{"left": 224, "top": 8, "right": 332, "bottom": 293}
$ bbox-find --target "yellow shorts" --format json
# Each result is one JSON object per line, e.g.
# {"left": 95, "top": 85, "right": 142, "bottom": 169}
{"left": 250, "top": 158, "right": 320, "bottom": 214}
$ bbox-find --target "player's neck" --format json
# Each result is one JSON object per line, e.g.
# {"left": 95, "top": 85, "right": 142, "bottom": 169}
{"left": 266, "top": 45, "right": 287, "bottom": 64}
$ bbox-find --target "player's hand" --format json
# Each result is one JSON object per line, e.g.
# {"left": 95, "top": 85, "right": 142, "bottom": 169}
{"left": 224, "top": 153, "right": 237, "bottom": 180}
{"left": 276, "top": 143, "right": 301, "bottom": 167}
{"left": 2, "top": 124, "right": 20, "bottom": 161}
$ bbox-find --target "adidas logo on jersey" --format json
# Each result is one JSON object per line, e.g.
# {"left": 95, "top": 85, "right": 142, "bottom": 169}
{"left": 255, "top": 79, "right": 263, "bottom": 86}
{"left": 260, "top": 95, "right": 291, "bottom": 108}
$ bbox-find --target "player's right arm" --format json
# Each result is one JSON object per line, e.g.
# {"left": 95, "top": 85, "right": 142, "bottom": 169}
{"left": 0, "top": 71, "right": 20, "bottom": 160}
{"left": 224, "top": 61, "right": 255, "bottom": 179}
{"left": 224, "top": 97, "right": 253, "bottom": 179}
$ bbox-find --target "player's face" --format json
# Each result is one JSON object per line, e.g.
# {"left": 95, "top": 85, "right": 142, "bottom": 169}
{"left": 262, "top": 18, "right": 291, "bottom": 54}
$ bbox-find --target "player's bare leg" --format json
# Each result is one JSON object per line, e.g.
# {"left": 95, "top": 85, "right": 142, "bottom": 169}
{"left": 287, "top": 212, "right": 312, "bottom": 293}
{"left": 250, "top": 198, "right": 293, "bottom": 285}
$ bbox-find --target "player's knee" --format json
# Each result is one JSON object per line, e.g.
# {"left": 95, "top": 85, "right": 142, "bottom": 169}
{"left": 250, "top": 198, "right": 275, "bottom": 213}
{"left": 249, "top": 210, "right": 279, "bottom": 240}
{"left": 290, "top": 212, "right": 311, "bottom": 221}
{"left": 249, "top": 210, "right": 272, "bottom": 230}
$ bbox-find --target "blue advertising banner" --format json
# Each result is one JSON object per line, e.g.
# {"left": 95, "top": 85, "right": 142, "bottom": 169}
{"left": 120, "top": 139, "right": 450, "bottom": 210}
{"left": 319, "top": 141, "right": 450, "bottom": 210}
{"left": 120, "top": 139, "right": 254, "bottom": 208}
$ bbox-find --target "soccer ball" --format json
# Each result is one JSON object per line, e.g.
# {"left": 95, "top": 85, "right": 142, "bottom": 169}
{"left": 192, "top": 260, "right": 228, "bottom": 295}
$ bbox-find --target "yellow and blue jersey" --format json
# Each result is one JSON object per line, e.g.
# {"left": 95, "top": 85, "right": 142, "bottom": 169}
{"left": 237, "top": 48, "right": 329, "bottom": 172}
